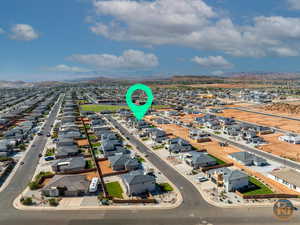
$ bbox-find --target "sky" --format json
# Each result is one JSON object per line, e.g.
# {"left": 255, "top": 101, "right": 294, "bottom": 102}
{"left": 2, "top": 0, "right": 300, "bottom": 81}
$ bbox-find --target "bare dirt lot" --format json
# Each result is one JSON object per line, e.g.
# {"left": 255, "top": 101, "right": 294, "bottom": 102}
{"left": 258, "top": 133, "right": 300, "bottom": 162}
{"left": 188, "top": 83, "right": 275, "bottom": 89}
{"left": 153, "top": 83, "right": 275, "bottom": 89}
{"left": 248, "top": 104, "right": 300, "bottom": 119}
{"left": 217, "top": 109, "right": 300, "bottom": 133}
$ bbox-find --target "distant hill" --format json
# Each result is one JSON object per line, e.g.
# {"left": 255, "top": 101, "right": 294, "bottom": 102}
{"left": 227, "top": 72, "right": 300, "bottom": 80}
{"left": 0, "top": 80, "right": 33, "bottom": 88}
{"left": 170, "top": 75, "right": 220, "bottom": 81}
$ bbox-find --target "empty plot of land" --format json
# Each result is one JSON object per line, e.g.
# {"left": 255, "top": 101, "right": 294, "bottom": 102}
{"left": 176, "top": 114, "right": 204, "bottom": 124}
{"left": 188, "top": 83, "right": 275, "bottom": 89}
{"left": 258, "top": 133, "right": 300, "bottom": 162}
{"left": 248, "top": 104, "right": 300, "bottom": 119}
{"left": 218, "top": 109, "right": 300, "bottom": 133}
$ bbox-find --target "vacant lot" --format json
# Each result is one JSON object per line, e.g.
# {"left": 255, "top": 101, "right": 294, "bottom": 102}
{"left": 258, "top": 133, "right": 300, "bottom": 162}
{"left": 217, "top": 109, "right": 300, "bottom": 133}
{"left": 105, "top": 181, "right": 123, "bottom": 199}
{"left": 188, "top": 83, "right": 275, "bottom": 89}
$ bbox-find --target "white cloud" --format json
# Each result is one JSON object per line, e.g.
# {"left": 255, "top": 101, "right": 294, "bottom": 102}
{"left": 192, "top": 56, "right": 233, "bottom": 69}
{"left": 90, "top": 0, "right": 300, "bottom": 57}
{"left": 47, "top": 64, "right": 92, "bottom": 73}
{"left": 0, "top": 28, "right": 5, "bottom": 34}
{"left": 68, "top": 49, "right": 159, "bottom": 69}
{"left": 10, "top": 24, "right": 39, "bottom": 41}
{"left": 287, "top": 0, "right": 300, "bottom": 10}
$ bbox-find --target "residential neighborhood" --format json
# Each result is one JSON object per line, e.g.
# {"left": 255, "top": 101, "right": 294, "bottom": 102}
{"left": 0, "top": 84, "right": 298, "bottom": 212}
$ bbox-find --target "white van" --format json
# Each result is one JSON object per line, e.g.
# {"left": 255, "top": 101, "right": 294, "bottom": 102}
{"left": 89, "top": 177, "right": 99, "bottom": 193}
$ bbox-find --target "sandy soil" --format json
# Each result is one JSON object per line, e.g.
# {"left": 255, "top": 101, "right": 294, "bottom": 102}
{"left": 152, "top": 83, "right": 275, "bottom": 89}
{"left": 188, "top": 83, "right": 275, "bottom": 89}
{"left": 258, "top": 133, "right": 300, "bottom": 162}
{"left": 217, "top": 109, "right": 300, "bottom": 133}
{"left": 98, "top": 160, "right": 114, "bottom": 175}
{"left": 76, "top": 139, "right": 89, "bottom": 147}
{"left": 250, "top": 107, "right": 300, "bottom": 119}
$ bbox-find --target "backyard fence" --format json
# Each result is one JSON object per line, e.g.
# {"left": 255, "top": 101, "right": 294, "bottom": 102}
{"left": 202, "top": 163, "right": 234, "bottom": 172}
{"left": 235, "top": 191, "right": 300, "bottom": 199}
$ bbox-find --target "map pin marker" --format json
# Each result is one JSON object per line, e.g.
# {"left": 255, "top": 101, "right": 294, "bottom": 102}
{"left": 126, "top": 84, "right": 153, "bottom": 120}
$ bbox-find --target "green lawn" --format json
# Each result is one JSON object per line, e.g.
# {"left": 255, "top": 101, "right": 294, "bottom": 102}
{"left": 81, "top": 104, "right": 128, "bottom": 112}
{"left": 92, "top": 142, "right": 101, "bottom": 148}
{"left": 242, "top": 177, "right": 274, "bottom": 195}
{"left": 105, "top": 182, "right": 123, "bottom": 199}
{"left": 207, "top": 154, "right": 226, "bottom": 165}
{"left": 81, "top": 104, "right": 171, "bottom": 112}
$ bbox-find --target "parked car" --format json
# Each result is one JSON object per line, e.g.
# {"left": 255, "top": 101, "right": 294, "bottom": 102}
{"left": 197, "top": 176, "right": 208, "bottom": 182}
{"left": 44, "top": 156, "right": 55, "bottom": 161}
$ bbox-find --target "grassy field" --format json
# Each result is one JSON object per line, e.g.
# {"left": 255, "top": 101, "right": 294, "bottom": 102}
{"left": 242, "top": 177, "right": 274, "bottom": 195}
{"left": 81, "top": 104, "right": 171, "bottom": 112}
{"left": 105, "top": 182, "right": 124, "bottom": 199}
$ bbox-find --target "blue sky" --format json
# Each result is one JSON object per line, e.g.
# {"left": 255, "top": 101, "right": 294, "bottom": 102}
{"left": 1, "top": 0, "right": 300, "bottom": 81}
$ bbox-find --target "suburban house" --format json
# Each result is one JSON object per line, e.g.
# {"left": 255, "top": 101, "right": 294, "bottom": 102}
{"left": 57, "top": 137, "right": 75, "bottom": 148}
{"left": 42, "top": 175, "right": 90, "bottom": 197}
{"left": 279, "top": 135, "right": 300, "bottom": 144}
{"left": 229, "top": 152, "right": 267, "bottom": 166}
{"left": 0, "top": 139, "right": 15, "bottom": 157}
{"left": 268, "top": 168, "right": 300, "bottom": 193}
{"left": 108, "top": 154, "right": 140, "bottom": 171}
{"left": 185, "top": 152, "right": 217, "bottom": 169}
{"left": 121, "top": 170, "right": 156, "bottom": 196}
{"left": 223, "top": 169, "right": 249, "bottom": 192}
{"left": 51, "top": 157, "right": 86, "bottom": 173}
{"left": 148, "top": 128, "right": 167, "bottom": 143}
{"left": 56, "top": 145, "right": 80, "bottom": 158}
{"left": 167, "top": 138, "right": 192, "bottom": 153}
{"left": 189, "top": 129, "right": 211, "bottom": 142}
{"left": 204, "top": 120, "right": 221, "bottom": 130}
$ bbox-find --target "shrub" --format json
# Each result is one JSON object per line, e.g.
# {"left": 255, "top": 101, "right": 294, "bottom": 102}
{"left": 85, "top": 160, "right": 94, "bottom": 169}
{"left": 158, "top": 183, "right": 174, "bottom": 192}
{"left": 28, "top": 181, "right": 41, "bottom": 190}
{"left": 48, "top": 198, "right": 59, "bottom": 206}
{"left": 21, "top": 197, "right": 33, "bottom": 206}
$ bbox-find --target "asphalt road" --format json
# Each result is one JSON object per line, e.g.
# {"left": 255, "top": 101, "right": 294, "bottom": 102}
{"left": 0, "top": 107, "right": 299, "bottom": 225}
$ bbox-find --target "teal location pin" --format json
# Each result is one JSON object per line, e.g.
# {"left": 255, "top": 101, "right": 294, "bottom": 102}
{"left": 126, "top": 84, "right": 153, "bottom": 120}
